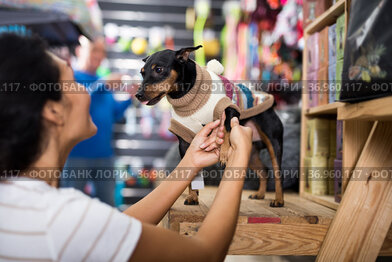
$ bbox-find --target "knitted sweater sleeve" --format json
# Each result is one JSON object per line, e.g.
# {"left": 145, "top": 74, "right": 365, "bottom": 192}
{"left": 213, "top": 97, "right": 241, "bottom": 121}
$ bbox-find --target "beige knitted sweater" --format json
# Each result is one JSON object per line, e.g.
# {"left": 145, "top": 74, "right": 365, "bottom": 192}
{"left": 168, "top": 64, "right": 274, "bottom": 143}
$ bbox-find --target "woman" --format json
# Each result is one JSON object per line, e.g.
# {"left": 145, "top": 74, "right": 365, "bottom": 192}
{"left": 0, "top": 34, "right": 253, "bottom": 262}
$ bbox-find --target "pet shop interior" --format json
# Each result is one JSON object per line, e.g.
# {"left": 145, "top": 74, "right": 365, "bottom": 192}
{"left": 1, "top": 0, "right": 392, "bottom": 261}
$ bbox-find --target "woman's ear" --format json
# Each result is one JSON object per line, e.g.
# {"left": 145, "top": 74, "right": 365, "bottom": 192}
{"left": 42, "top": 100, "right": 65, "bottom": 126}
{"left": 75, "top": 45, "right": 81, "bottom": 58}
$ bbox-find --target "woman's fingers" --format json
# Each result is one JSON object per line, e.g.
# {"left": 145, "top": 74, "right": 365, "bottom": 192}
{"left": 205, "top": 143, "right": 217, "bottom": 152}
{"left": 200, "top": 133, "right": 224, "bottom": 149}
{"left": 231, "top": 117, "right": 239, "bottom": 128}
{"left": 220, "top": 111, "right": 226, "bottom": 129}
{"left": 200, "top": 136, "right": 216, "bottom": 149}
{"left": 197, "top": 112, "right": 227, "bottom": 150}
{"left": 217, "top": 131, "right": 224, "bottom": 139}
{"left": 198, "top": 119, "right": 220, "bottom": 138}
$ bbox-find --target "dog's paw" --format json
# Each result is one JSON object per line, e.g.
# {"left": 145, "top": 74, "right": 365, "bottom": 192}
{"left": 219, "top": 131, "right": 230, "bottom": 165}
{"left": 269, "top": 200, "right": 284, "bottom": 207}
{"left": 248, "top": 192, "right": 265, "bottom": 199}
{"left": 219, "top": 148, "right": 229, "bottom": 165}
{"left": 184, "top": 195, "right": 199, "bottom": 205}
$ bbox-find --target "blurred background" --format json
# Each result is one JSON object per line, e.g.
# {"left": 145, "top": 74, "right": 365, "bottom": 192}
{"left": 0, "top": 0, "right": 303, "bottom": 210}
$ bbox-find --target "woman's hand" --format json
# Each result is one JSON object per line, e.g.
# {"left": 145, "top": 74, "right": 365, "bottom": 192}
{"left": 183, "top": 118, "right": 225, "bottom": 169}
{"left": 227, "top": 117, "right": 253, "bottom": 164}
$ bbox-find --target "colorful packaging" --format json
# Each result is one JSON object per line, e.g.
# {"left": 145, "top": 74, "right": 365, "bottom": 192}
{"left": 306, "top": 118, "right": 330, "bottom": 157}
{"left": 335, "top": 58, "right": 343, "bottom": 100}
{"left": 340, "top": 0, "right": 392, "bottom": 102}
{"left": 307, "top": 33, "right": 320, "bottom": 73}
{"left": 328, "top": 63, "right": 336, "bottom": 103}
{"left": 309, "top": 156, "right": 329, "bottom": 195}
{"left": 336, "top": 120, "right": 343, "bottom": 159}
{"left": 328, "top": 23, "right": 337, "bottom": 66}
{"left": 303, "top": 0, "right": 318, "bottom": 28}
{"left": 319, "top": 26, "right": 329, "bottom": 68}
{"left": 316, "top": 0, "right": 333, "bottom": 17}
{"left": 336, "top": 14, "right": 345, "bottom": 60}
{"left": 304, "top": 156, "right": 312, "bottom": 193}
{"left": 318, "top": 66, "right": 329, "bottom": 105}
{"left": 328, "top": 119, "right": 337, "bottom": 195}
{"left": 307, "top": 71, "right": 318, "bottom": 108}
{"left": 328, "top": 157, "right": 335, "bottom": 195}
{"left": 329, "top": 120, "right": 337, "bottom": 158}
{"left": 334, "top": 158, "right": 342, "bottom": 203}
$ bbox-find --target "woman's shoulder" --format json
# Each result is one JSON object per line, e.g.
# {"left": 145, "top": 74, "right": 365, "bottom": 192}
{"left": 0, "top": 179, "right": 142, "bottom": 261}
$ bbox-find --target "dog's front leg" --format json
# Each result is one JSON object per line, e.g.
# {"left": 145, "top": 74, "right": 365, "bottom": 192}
{"left": 219, "top": 107, "right": 240, "bottom": 165}
{"left": 177, "top": 137, "right": 199, "bottom": 205}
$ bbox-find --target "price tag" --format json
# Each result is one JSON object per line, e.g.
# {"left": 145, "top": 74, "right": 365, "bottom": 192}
{"left": 191, "top": 172, "right": 204, "bottom": 190}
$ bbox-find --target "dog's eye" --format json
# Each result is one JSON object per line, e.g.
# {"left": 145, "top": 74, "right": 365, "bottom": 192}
{"left": 155, "top": 67, "right": 163, "bottom": 74}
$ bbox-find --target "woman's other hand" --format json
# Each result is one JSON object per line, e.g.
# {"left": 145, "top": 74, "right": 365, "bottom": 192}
{"left": 227, "top": 117, "right": 253, "bottom": 164}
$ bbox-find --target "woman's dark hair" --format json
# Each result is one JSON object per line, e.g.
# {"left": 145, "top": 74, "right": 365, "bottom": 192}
{"left": 0, "top": 33, "right": 61, "bottom": 174}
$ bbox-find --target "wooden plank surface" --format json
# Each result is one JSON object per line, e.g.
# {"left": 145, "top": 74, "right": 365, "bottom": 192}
{"left": 305, "top": 102, "right": 345, "bottom": 116}
{"left": 163, "top": 186, "right": 392, "bottom": 256}
{"left": 301, "top": 192, "right": 339, "bottom": 210}
{"left": 179, "top": 222, "right": 329, "bottom": 256}
{"left": 338, "top": 96, "right": 392, "bottom": 121}
{"left": 317, "top": 121, "right": 392, "bottom": 261}
{"left": 342, "top": 120, "right": 373, "bottom": 193}
{"left": 381, "top": 224, "right": 392, "bottom": 256}
{"left": 168, "top": 187, "right": 336, "bottom": 226}
{"left": 166, "top": 187, "right": 335, "bottom": 255}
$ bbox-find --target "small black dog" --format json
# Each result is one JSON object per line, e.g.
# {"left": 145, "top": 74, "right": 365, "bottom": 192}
{"left": 136, "top": 46, "right": 284, "bottom": 207}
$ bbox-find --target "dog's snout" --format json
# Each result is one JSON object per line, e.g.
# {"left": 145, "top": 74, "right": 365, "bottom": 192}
{"left": 135, "top": 92, "right": 143, "bottom": 100}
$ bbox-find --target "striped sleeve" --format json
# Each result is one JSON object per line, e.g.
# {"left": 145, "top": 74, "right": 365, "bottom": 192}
{"left": 48, "top": 195, "right": 142, "bottom": 262}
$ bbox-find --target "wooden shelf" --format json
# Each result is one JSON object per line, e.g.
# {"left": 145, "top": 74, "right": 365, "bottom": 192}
{"left": 338, "top": 95, "right": 392, "bottom": 121}
{"left": 300, "top": 0, "right": 348, "bottom": 215}
{"left": 305, "top": 0, "right": 346, "bottom": 34}
{"left": 306, "top": 102, "right": 345, "bottom": 116}
{"left": 300, "top": 0, "right": 392, "bottom": 259}
{"left": 301, "top": 191, "right": 339, "bottom": 210}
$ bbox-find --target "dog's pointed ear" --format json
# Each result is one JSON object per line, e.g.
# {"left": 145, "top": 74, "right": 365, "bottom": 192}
{"left": 142, "top": 56, "right": 150, "bottom": 63}
{"left": 175, "top": 45, "right": 202, "bottom": 63}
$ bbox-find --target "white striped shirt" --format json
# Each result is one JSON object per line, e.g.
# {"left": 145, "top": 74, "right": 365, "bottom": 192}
{"left": 0, "top": 178, "right": 142, "bottom": 262}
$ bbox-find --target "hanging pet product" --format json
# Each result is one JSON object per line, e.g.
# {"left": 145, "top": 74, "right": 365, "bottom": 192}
{"left": 340, "top": 0, "right": 392, "bottom": 102}
{"left": 104, "top": 23, "right": 119, "bottom": 45}
{"left": 221, "top": 0, "right": 241, "bottom": 79}
{"left": 193, "top": 0, "right": 210, "bottom": 66}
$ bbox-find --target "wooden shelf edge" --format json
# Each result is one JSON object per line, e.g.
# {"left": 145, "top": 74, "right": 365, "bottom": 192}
{"left": 338, "top": 95, "right": 392, "bottom": 121}
{"left": 301, "top": 191, "right": 339, "bottom": 210}
{"left": 306, "top": 102, "right": 345, "bottom": 116}
{"left": 305, "top": 0, "right": 345, "bottom": 34}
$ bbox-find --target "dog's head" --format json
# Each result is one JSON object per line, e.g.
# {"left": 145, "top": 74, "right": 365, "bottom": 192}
{"left": 135, "top": 45, "right": 202, "bottom": 105}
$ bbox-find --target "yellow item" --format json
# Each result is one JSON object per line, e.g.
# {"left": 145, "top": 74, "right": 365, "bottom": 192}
{"left": 131, "top": 38, "right": 148, "bottom": 55}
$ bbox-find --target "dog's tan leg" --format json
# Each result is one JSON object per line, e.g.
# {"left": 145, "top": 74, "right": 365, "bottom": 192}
{"left": 184, "top": 185, "right": 199, "bottom": 205}
{"left": 248, "top": 147, "right": 267, "bottom": 199}
{"left": 219, "top": 130, "right": 231, "bottom": 165}
{"left": 255, "top": 126, "right": 284, "bottom": 207}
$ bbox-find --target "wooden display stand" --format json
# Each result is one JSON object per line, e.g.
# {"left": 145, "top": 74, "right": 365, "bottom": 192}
{"left": 162, "top": 186, "right": 392, "bottom": 256}
{"left": 162, "top": 187, "right": 336, "bottom": 256}
{"left": 161, "top": 0, "right": 392, "bottom": 259}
